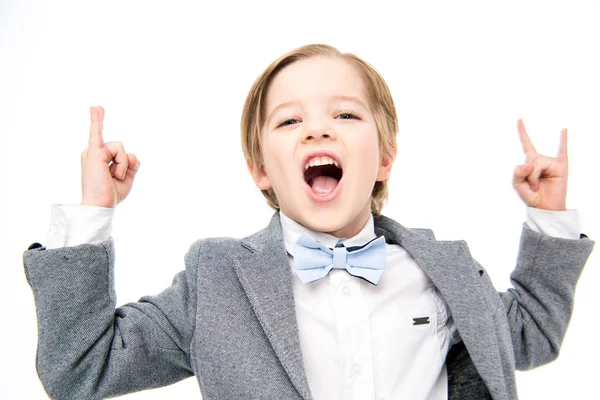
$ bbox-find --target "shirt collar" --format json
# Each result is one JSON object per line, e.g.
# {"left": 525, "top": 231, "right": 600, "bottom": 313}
{"left": 279, "top": 211, "right": 377, "bottom": 257}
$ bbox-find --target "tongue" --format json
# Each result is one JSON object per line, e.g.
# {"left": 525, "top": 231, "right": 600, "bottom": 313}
{"left": 311, "top": 176, "right": 339, "bottom": 195}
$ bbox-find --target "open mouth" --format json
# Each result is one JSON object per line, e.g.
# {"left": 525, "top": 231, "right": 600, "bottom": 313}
{"left": 303, "top": 155, "right": 343, "bottom": 197}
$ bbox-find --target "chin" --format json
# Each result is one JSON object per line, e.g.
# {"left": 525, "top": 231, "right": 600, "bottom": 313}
{"left": 291, "top": 208, "right": 343, "bottom": 233}
{"left": 300, "top": 206, "right": 360, "bottom": 236}
{"left": 280, "top": 193, "right": 372, "bottom": 237}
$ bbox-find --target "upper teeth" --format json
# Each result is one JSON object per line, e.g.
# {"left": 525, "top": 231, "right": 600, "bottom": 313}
{"left": 304, "top": 156, "right": 339, "bottom": 170}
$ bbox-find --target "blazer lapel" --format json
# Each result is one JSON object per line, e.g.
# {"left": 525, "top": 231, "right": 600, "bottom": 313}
{"left": 232, "top": 213, "right": 503, "bottom": 399}
{"left": 374, "top": 215, "right": 503, "bottom": 395}
{"left": 234, "top": 213, "right": 312, "bottom": 400}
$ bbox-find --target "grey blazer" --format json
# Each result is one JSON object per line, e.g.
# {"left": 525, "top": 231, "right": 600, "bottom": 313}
{"left": 23, "top": 213, "right": 594, "bottom": 400}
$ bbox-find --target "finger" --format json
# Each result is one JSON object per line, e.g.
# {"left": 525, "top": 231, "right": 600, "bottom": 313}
{"left": 109, "top": 161, "right": 118, "bottom": 178}
{"left": 124, "top": 153, "right": 140, "bottom": 180}
{"left": 127, "top": 153, "right": 140, "bottom": 171}
{"left": 527, "top": 158, "right": 552, "bottom": 191}
{"left": 109, "top": 156, "right": 137, "bottom": 179}
{"left": 513, "top": 162, "right": 533, "bottom": 182}
{"left": 89, "top": 106, "right": 105, "bottom": 149}
{"left": 113, "top": 155, "right": 140, "bottom": 196}
{"left": 527, "top": 173, "right": 540, "bottom": 192}
{"left": 517, "top": 119, "right": 537, "bottom": 156}
{"left": 557, "top": 128, "right": 568, "bottom": 161}
{"left": 104, "top": 141, "right": 129, "bottom": 180}
{"left": 513, "top": 163, "right": 534, "bottom": 192}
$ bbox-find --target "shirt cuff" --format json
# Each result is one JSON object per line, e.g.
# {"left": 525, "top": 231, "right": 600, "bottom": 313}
{"left": 46, "top": 204, "right": 115, "bottom": 249}
{"left": 525, "top": 207, "right": 580, "bottom": 240}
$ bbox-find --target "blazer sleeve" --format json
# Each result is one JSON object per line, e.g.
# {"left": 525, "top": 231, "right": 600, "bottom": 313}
{"left": 23, "top": 238, "right": 199, "bottom": 399}
{"left": 494, "top": 224, "right": 594, "bottom": 370}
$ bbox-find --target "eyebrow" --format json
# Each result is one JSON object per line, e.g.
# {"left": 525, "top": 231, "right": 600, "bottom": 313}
{"left": 266, "top": 100, "right": 299, "bottom": 126}
{"left": 332, "top": 95, "right": 369, "bottom": 110}
{"left": 265, "top": 95, "right": 369, "bottom": 126}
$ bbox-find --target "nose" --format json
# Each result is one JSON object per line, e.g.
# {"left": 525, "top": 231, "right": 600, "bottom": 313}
{"left": 302, "top": 117, "right": 336, "bottom": 142}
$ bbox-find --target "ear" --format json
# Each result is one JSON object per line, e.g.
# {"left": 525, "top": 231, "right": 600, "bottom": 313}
{"left": 247, "top": 160, "right": 272, "bottom": 190}
{"left": 376, "top": 146, "right": 397, "bottom": 182}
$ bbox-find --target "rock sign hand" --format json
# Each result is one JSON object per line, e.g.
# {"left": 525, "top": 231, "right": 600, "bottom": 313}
{"left": 513, "top": 119, "right": 568, "bottom": 211}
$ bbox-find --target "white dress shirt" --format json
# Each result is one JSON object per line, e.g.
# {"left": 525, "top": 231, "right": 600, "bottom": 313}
{"left": 45, "top": 205, "right": 580, "bottom": 399}
{"left": 281, "top": 212, "right": 456, "bottom": 400}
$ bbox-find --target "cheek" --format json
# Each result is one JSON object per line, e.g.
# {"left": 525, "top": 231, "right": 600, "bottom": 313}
{"left": 261, "top": 137, "right": 294, "bottom": 182}
{"left": 261, "top": 135, "right": 281, "bottom": 168}
{"left": 354, "top": 130, "right": 381, "bottom": 171}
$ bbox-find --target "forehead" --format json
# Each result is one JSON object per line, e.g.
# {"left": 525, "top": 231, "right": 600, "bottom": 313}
{"left": 265, "top": 56, "right": 368, "bottom": 110}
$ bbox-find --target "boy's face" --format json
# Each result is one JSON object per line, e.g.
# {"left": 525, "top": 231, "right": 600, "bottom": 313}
{"left": 250, "top": 56, "right": 394, "bottom": 238}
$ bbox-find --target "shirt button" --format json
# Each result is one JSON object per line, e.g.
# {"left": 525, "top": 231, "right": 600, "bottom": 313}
{"left": 353, "top": 363, "right": 362, "bottom": 375}
{"left": 342, "top": 286, "right": 351, "bottom": 295}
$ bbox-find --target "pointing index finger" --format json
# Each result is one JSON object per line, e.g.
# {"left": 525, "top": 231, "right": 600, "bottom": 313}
{"left": 517, "top": 119, "right": 537, "bottom": 156}
{"left": 89, "top": 106, "right": 105, "bottom": 148}
{"left": 557, "top": 128, "right": 568, "bottom": 161}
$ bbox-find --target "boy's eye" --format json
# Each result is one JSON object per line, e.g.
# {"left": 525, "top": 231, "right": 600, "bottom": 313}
{"left": 275, "top": 111, "right": 360, "bottom": 128}
{"left": 277, "top": 118, "right": 301, "bottom": 128}
{"left": 335, "top": 111, "right": 360, "bottom": 120}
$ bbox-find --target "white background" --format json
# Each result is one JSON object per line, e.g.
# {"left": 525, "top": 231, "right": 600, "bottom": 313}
{"left": 1, "top": 1, "right": 599, "bottom": 398}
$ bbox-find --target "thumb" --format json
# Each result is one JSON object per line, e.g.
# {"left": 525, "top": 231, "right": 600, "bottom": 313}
{"left": 513, "top": 162, "right": 533, "bottom": 185}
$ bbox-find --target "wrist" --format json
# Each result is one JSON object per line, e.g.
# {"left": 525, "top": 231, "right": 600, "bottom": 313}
{"left": 81, "top": 197, "right": 116, "bottom": 208}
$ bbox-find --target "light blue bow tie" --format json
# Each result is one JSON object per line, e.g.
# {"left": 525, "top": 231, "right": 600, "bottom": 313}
{"left": 294, "top": 233, "right": 386, "bottom": 285}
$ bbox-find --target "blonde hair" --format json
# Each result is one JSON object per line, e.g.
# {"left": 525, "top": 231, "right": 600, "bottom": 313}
{"left": 241, "top": 44, "right": 398, "bottom": 216}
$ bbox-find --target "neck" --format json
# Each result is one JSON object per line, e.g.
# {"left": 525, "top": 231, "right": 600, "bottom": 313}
{"left": 325, "top": 209, "right": 371, "bottom": 239}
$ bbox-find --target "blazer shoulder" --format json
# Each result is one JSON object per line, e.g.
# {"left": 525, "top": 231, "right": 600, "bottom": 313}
{"left": 185, "top": 236, "right": 248, "bottom": 262}
{"left": 375, "top": 214, "right": 437, "bottom": 241}
{"left": 184, "top": 215, "right": 284, "bottom": 271}
{"left": 182, "top": 237, "right": 255, "bottom": 285}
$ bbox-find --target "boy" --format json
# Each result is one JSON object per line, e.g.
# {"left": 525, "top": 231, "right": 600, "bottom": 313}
{"left": 23, "top": 44, "right": 594, "bottom": 399}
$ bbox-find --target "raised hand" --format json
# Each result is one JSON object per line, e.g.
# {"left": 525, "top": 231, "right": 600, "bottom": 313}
{"left": 81, "top": 106, "right": 140, "bottom": 207}
{"left": 512, "top": 119, "right": 568, "bottom": 211}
